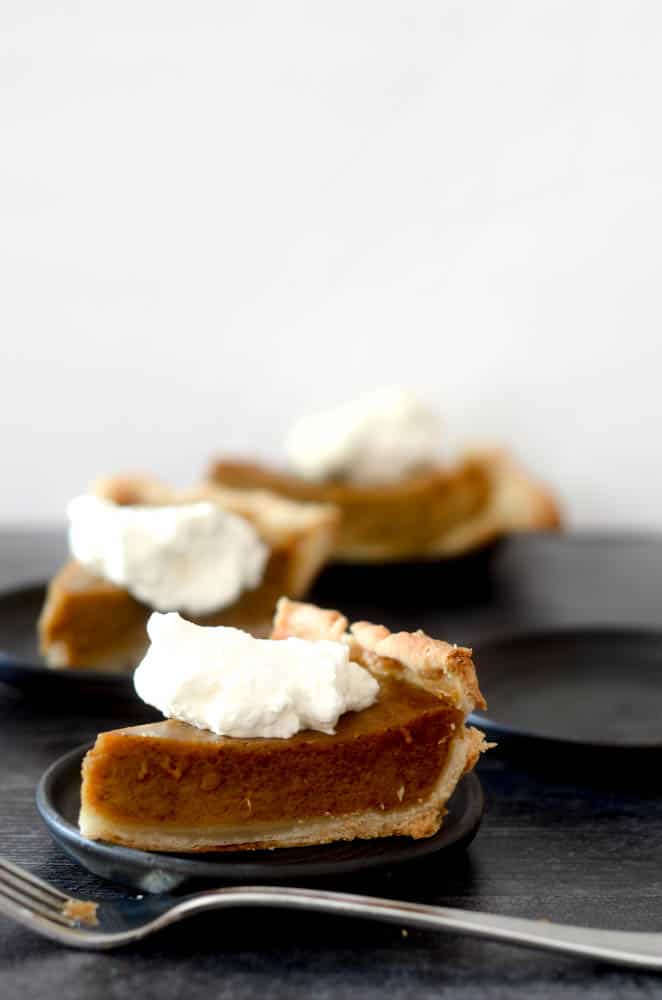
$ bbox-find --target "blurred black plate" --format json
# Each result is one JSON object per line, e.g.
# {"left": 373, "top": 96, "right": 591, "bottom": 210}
{"left": 310, "top": 539, "right": 501, "bottom": 610}
{"left": 0, "top": 584, "right": 133, "bottom": 698}
{"left": 37, "top": 744, "right": 484, "bottom": 892}
{"left": 470, "top": 627, "right": 662, "bottom": 749}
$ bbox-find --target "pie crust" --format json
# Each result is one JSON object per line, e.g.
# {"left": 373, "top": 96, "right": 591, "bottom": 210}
{"left": 79, "top": 599, "right": 488, "bottom": 851}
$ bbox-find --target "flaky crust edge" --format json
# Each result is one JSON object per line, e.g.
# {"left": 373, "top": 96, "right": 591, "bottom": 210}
{"left": 272, "top": 597, "right": 486, "bottom": 713}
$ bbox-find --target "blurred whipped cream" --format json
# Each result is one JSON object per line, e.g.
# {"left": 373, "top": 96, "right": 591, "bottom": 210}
{"left": 134, "top": 612, "right": 379, "bottom": 738}
{"left": 285, "top": 387, "right": 439, "bottom": 484}
{"left": 68, "top": 495, "right": 267, "bottom": 615}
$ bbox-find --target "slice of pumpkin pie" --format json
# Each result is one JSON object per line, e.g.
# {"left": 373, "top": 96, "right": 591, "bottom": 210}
{"left": 79, "top": 598, "right": 488, "bottom": 851}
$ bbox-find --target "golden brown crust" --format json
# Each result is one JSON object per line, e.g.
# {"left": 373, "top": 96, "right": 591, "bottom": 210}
{"left": 462, "top": 724, "right": 490, "bottom": 775}
{"left": 272, "top": 598, "right": 486, "bottom": 712}
{"left": 271, "top": 598, "right": 348, "bottom": 642}
{"left": 350, "top": 624, "right": 486, "bottom": 713}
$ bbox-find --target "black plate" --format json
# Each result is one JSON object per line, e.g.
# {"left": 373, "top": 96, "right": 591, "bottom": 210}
{"left": 470, "top": 627, "right": 662, "bottom": 749}
{"left": 36, "top": 744, "right": 484, "bottom": 893}
{"left": 0, "top": 585, "right": 133, "bottom": 698}
{"left": 310, "top": 540, "right": 500, "bottom": 609}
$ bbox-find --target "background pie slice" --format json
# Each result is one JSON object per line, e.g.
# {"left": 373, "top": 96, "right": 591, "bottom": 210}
{"left": 38, "top": 477, "right": 339, "bottom": 671}
{"left": 206, "top": 450, "right": 560, "bottom": 562}
{"left": 79, "top": 598, "right": 488, "bottom": 851}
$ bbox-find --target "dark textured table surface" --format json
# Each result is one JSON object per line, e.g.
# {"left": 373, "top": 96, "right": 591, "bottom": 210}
{"left": 1, "top": 528, "right": 662, "bottom": 999}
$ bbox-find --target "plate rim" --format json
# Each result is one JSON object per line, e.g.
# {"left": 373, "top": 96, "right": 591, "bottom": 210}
{"left": 470, "top": 624, "right": 662, "bottom": 750}
{"left": 36, "top": 742, "right": 485, "bottom": 888}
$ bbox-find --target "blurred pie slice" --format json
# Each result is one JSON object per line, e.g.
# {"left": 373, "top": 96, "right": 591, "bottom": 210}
{"left": 207, "top": 450, "right": 560, "bottom": 562}
{"left": 38, "top": 476, "right": 338, "bottom": 671}
{"left": 79, "top": 598, "right": 488, "bottom": 851}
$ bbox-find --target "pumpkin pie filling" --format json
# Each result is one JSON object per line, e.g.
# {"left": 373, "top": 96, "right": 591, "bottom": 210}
{"left": 207, "top": 457, "right": 491, "bottom": 561}
{"left": 82, "top": 680, "right": 461, "bottom": 837}
{"left": 79, "top": 599, "right": 488, "bottom": 851}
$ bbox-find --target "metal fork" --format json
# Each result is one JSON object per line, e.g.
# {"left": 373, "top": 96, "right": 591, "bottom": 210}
{"left": 1, "top": 856, "right": 661, "bottom": 967}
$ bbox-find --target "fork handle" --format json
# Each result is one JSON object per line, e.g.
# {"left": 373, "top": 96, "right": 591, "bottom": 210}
{"left": 172, "top": 885, "right": 662, "bottom": 970}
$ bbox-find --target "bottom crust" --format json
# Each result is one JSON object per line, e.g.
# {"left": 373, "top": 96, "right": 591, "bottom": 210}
{"left": 78, "top": 728, "right": 485, "bottom": 852}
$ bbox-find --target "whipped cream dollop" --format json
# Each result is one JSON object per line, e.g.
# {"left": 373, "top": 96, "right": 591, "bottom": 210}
{"left": 285, "top": 387, "right": 439, "bottom": 484}
{"left": 134, "top": 612, "right": 379, "bottom": 739}
{"left": 68, "top": 495, "right": 268, "bottom": 616}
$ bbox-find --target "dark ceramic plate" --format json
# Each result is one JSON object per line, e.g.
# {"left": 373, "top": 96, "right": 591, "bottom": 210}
{"left": 470, "top": 627, "right": 662, "bottom": 749}
{"left": 37, "top": 744, "right": 484, "bottom": 893}
{"left": 0, "top": 585, "right": 133, "bottom": 698}
{"left": 310, "top": 540, "right": 500, "bottom": 611}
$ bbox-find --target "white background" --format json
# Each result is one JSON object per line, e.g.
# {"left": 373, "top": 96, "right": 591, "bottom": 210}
{"left": 1, "top": 1, "right": 660, "bottom": 526}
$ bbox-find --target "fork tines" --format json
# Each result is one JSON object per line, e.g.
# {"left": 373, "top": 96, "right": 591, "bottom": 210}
{"left": 0, "top": 855, "right": 76, "bottom": 927}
